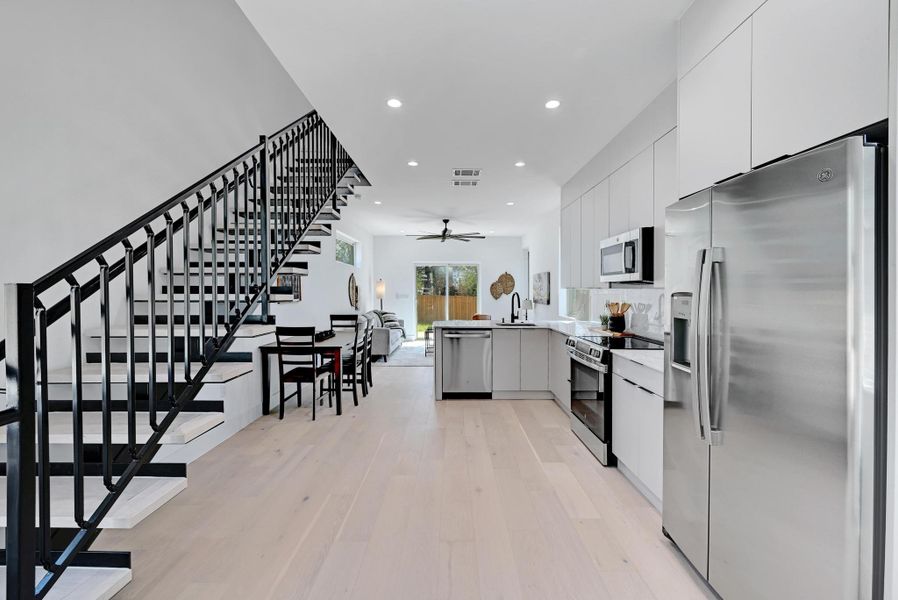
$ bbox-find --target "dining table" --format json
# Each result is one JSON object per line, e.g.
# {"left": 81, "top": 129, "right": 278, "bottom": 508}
{"left": 258, "top": 330, "right": 357, "bottom": 417}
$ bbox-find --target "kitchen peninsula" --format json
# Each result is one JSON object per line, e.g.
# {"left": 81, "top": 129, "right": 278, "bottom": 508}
{"left": 433, "top": 320, "right": 598, "bottom": 403}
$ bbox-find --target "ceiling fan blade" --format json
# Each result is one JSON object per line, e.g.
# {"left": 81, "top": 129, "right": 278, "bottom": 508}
{"left": 415, "top": 235, "right": 443, "bottom": 240}
{"left": 453, "top": 232, "right": 482, "bottom": 237}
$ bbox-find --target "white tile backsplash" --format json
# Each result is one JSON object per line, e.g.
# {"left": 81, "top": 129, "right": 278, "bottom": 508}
{"left": 563, "top": 287, "right": 667, "bottom": 341}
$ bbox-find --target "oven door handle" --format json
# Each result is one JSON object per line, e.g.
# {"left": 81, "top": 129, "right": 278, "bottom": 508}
{"left": 568, "top": 352, "right": 608, "bottom": 373}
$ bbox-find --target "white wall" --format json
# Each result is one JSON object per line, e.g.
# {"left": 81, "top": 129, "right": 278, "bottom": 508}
{"left": 271, "top": 209, "right": 375, "bottom": 330}
{"left": 372, "top": 236, "right": 526, "bottom": 336}
{"left": 0, "top": 0, "right": 312, "bottom": 337}
{"left": 522, "top": 211, "right": 561, "bottom": 322}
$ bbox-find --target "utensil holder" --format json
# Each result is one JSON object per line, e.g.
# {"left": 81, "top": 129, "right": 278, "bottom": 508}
{"left": 608, "top": 315, "right": 626, "bottom": 333}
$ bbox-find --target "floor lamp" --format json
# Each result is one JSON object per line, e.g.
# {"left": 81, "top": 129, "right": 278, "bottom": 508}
{"left": 375, "top": 278, "right": 385, "bottom": 310}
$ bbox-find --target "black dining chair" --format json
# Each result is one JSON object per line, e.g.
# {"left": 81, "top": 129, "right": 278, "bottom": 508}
{"left": 275, "top": 326, "right": 334, "bottom": 421}
{"left": 363, "top": 315, "right": 374, "bottom": 391}
{"left": 330, "top": 314, "right": 365, "bottom": 406}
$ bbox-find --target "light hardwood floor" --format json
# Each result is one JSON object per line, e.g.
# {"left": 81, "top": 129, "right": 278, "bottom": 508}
{"left": 98, "top": 366, "right": 713, "bottom": 600}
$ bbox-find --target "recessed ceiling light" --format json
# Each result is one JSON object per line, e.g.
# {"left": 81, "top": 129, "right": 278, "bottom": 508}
{"left": 407, "top": 160, "right": 418, "bottom": 167}
{"left": 545, "top": 99, "right": 561, "bottom": 109}
{"left": 514, "top": 161, "right": 526, "bottom": 167}
{"left": 374, "top": 201, "right": 382, "bottom": 205}
{"left": 506, "top": 202, "right": 515, "bottom": 206}
{"left": 400, "top": 229, "right": 406, "bottom": 233}
{"left": 387, "top": 98, "right": 402, "bottom": 108}
{"left": 488, "top": 230, "right": 495, "bottom": 234}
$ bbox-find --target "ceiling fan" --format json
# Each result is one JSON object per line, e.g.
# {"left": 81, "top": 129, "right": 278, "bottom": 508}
{"left": 407, "top": 218, "right": 485, "bottom": 242}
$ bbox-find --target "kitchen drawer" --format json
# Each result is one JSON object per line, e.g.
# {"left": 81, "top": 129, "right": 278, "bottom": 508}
{"left": 612, "top": 355, "right": 663, "bottom": 397}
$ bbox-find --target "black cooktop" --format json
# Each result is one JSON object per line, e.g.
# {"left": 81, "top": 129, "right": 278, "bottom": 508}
{"left": 577, "top": 335, "right": 664, "bottom": 350}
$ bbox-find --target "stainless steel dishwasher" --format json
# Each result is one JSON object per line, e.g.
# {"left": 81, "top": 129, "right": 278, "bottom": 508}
{"left": 441, "top": 329, "right": 492, "bottom": 398}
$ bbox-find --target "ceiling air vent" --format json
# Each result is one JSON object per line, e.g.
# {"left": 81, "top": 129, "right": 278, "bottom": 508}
{"left": 452, "top": 168, "right": 482, "bottom": 178}
{"left": 449, "top": 179, "right": 480, "bottom": 188}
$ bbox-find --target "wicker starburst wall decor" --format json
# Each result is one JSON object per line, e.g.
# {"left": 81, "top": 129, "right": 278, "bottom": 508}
{"left": 489, "top": 272, "right": 516, "bottom": 299}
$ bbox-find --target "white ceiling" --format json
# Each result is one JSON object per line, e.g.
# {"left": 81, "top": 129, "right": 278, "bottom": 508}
{"left": 236, "top": 0, "right": 691, "bottom": 236}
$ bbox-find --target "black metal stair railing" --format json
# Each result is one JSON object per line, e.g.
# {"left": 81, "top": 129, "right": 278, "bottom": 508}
{"left": 1, "top": 109, "right": 359, "bottom": 599}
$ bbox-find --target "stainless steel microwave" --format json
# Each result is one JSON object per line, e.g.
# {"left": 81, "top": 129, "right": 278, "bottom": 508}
{"left": 599, "top": 227, "right": 653, "bottom": 283}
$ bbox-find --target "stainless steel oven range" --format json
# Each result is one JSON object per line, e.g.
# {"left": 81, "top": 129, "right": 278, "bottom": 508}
{"left": 567, "top": 334, "right": 663, "bottom": 466}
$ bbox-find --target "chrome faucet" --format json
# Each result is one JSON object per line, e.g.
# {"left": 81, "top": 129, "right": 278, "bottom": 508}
{"left": 510, "top": 292, "right": 521, "bottom": 323}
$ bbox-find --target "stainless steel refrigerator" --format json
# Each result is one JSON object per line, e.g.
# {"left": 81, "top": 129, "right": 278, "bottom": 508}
{"left": 663, "top": 136, "right": 886, "bottom": 599}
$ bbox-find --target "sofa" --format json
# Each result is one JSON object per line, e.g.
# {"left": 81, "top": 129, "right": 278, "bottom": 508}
{"left": 363, "top": 310, "right": 405, "bottom": 361}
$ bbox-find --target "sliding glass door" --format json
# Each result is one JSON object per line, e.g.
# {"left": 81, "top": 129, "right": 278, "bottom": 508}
{"left": 415, "top": 264, "right": 479, "bottom": 338}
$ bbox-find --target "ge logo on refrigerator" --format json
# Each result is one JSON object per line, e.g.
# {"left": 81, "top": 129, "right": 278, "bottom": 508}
{"left": 817, "top": 168, "right": 834, "bottom": 182}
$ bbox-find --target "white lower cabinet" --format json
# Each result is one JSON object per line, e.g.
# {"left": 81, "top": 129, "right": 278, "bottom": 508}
{"left": 520, "top": 329, "right": 548, "bottom": 390}
{"left": 492, "top": 329, "right": 521, "bottom": 391}
{"left": 548, "top": 331, "right": 571, "bottom": 411}
{"left": 492, "top": 328, "right": 549, "bottom": 393}
{"left": 611, "top": 357, "right": 664, "bottom": 505}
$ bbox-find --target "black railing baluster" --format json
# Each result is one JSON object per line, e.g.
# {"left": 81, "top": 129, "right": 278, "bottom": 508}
{"left": 242, "top": 163, "right": 249, "bottom": 303}
{"left": 259, "top": 136, "right": 271, "bottom": 320}
{"left": 291, "top": 130, "right": 297, "bottom": 241}
{"left": 232, "top": 168, "right": 240, "bottom": 310}
{"left": 300, "top": 125, "right": 306, "bottom": 232}
{"left": 251, "top": 158, "right": 260, "bottom": 294}
{"left": 34, "top": 302, "right": 52, "bottom": 572}
{"left": 180, "top": 201, "right": 191, "bottom": 382}
{"left": 123, "top": 241, "right": 137, "bottom": 457}
{"left": 96, "top": 256, "right": 113, "bottom": 491}
{"left": 222, "top": 174, "right": 230, "bottom": 325}
{"left": 304, "top": 124, "right": 310, "bottom": 228}
{"left": 164, "top": 212, "right": 175, "bottom": 405}
{"left": 275, "top": 140, "right": 283, "bottom": 262}
{"left": 5, "top": 283, "right": 36, "bottom": 600}
{"left": 143, "top": 226, "right": 158, "bottom": 431}
{"left": 195, "top": 192, "right": 206, "bottom": 360}
{"left": 209, "top": 183, "right": 219, "bottom": 341}
{"left": 66, "top": 277, "right": 86, "bottom": 528}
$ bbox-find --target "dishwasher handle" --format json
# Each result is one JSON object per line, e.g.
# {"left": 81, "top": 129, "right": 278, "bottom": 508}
{"left": 444, "top": 331, "right": 492, "bottom": 339}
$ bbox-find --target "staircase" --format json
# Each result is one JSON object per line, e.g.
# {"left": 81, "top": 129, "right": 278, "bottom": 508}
{"left": 0, "top": 110, "right": 367, "bottom": 599}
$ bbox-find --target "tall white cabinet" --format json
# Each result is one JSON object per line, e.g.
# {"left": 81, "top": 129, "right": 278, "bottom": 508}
{"left": 678, "top": 20, "right": 752, "bottom": 198}
{"left": 749, "top": 0, "right": 888, "bottom": 167}
{"left": 678, "top": 0, "right": 888, "bottom": 195}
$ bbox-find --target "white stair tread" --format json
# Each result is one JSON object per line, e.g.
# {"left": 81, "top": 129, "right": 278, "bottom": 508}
{"left": 0, "top": 412, "right": 223, "bottom": 445}
{"left": 47, "top": 362, "right": 253, "bottom": 385}
{"left": 0, "top": 566, "right": 131, "bottom": 600}
{"left": 0, "top": 476, "right": 186, "bottom": 529}
{"left": 88, "top": 323, "right": 275, "bottom": 339}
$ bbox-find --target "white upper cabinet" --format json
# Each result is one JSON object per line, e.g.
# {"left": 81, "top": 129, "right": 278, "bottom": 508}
{"left": 750, "top": 0, "right": 888, "bottom": 167}
{"left": 628, "top": 145, "right": 654, "bottom": 230}
{"left": 579, "top": 187, "right": 597, "bottom": 288}
{"left": 592, "top": 179, "right": 610, "bottom": 288}
{"left": 609, "top": 164, "right": 630, "bottom": 236}
{"left": 559, "top": 198, "right": 582, "bottom": 289}
{"left": 678, "top": 19, "right": 752, "bottom": 198}
{"left": 560, "top": 198, "right": 582, "bottom": 289}
{"left": 653, "top": 129, "right": 677, "bottom": 289}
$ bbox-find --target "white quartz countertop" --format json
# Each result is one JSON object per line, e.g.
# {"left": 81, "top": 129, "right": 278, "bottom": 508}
{"left": 432, "top": 320, "right": 606, "bottom": 337}
{"left": 610, "top": 349, "right": 665, "bottom": 373}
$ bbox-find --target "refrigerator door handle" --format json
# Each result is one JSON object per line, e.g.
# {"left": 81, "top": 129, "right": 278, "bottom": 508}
{"left": 689, "top": 249, "right": 707, "bottom": 441}
{"left": 701, "top": 248, "right": 724, "bottom": 446}
{"left": 697, "top": 247, "right": 715, "bottom": 446}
